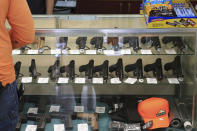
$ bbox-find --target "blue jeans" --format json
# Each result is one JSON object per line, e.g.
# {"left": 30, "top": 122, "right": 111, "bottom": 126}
{"left": 0, "top": 81, "right": 18, "bottom": 131}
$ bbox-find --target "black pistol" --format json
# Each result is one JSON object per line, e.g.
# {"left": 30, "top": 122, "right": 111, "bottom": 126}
{"left": 162, "top": 36, "right": 186, "bottom": 53}
{"left": 16, "top": 114, "right": 28, "bottom": 131}
{"left": 141, "top": 36, "right": 161, "bottom": 51}
{"left": 60, "top": 60, "right": 75, "bottom": 80}
{"left": 125, "top": 58, "right": 144, "bottom": 80}
{"left": 50, "top": 112, "right": 73, "bottom": 130}
{"left": 48, "top": 60, "right": 61, "bottom": 81}
{"left": 29, "top": 59, "right": 41, "bottom": 79}
{"left": 90, "top": 37, "right": 103, "bottom": 51}
{"left": 76, "top": 37, "right": 87, "bottom": 50}
{"left": 109, "top": 58, "right": 124, "bottom": 81}
{"left": 79, "top": 60, "right": 94, "bottom": 79}
{"left": 123, "top": 37, "right": 141, "bottom": 53}
{"left": 93, "top": 60, "right": 109, "bottom": 81}
{"left": 164, "top": 56, "right": 183, "bottom": 81}
{"left": 14, "top": 61, "right": 22, "bottom": 79}
{"left": 27, "top": 113, "right": 51, "bottom": 131}
{"left": 144, "top": 58, "right": 163, "bottom": 80}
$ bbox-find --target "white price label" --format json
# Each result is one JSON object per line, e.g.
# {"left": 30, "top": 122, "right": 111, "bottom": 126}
{"left": 37, "top": 77, "right": 49, "bottom": 83}
{"left": 74, "top": 106, "right": 84, "bottom": 112}
{"left": 58, "top": 77, "right": 69, "bottom": 83}
{"left": 92, "top": 78, "right": 103, "bottom": 84}
{"left": 21, "top": 77, "right": 32, "bottom": 83}
{"left": 62, "top": 49, "right": 68, "bottom": 54}
{"left": 75, "top": 78, "right": 85, "bottom": 84}
{"left": 104, "top": 50, "right": 115, "bottom": 55}
{"left": 120, "top": 49, "right": 131, "bottom": 54}
{"left": 51, "top": 49, "right": 61, "bottom": 55}
{"left": 86, "top": 50, "right": 97, "bottom": 54}
{"left": 78, "top": 123, "right": 88, "bottom": 131}
{"left": 167, "top": 78, "right": 179, "bottom": 84}
{"left": 54, "top": 124, "right": 65, "bottom": 131}
{"left": 96, "top": 107, "right": 105, "bottom": 113}
{"left": 110, "top": 78, "right": 121, "bottom": 84}
{"left": 27, "top": 108, "right": 38, "bottom": 114}
{"left": 141, "top": 49, "right": 152, "bottom": 54}
{"left": 146, "top": 78, "right": 157, "bottom": 84}
{"left": 27, "top": 50, "right": 38, "bottom": 54}
{"left": 124, "top": 78, "right": 137, "bottom": 84}
{"left": 165, "top": 49, "right": 177, "bottom": 54}
{"left": 69, "top": 50, "right": 80, "bottom": 54}
{"left": 12, "top": 50, "right": 21, "bottom": 55}
{"left": 49, "top": 105, "right": 60, "bottom": 113}
{"left": 25, "top": 125, "right": 37, "bottom": 131}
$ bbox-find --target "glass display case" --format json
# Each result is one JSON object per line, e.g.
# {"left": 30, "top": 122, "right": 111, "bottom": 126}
{"left": 12, "top": 15, "right": 197, "bottom": 131}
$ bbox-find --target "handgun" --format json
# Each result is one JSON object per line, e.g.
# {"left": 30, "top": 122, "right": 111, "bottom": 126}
{"left": 14, "top": 61, "right": 22, "bottom": 79}
{"left": 20, "top": 46, "right": 31, "bottom": 53}
{"left": 93, "top": 60, "right": 109, "bottom": 81}
{"left": 18, "top": 83, "right": 24, "bottom": 101}
{"left": 109, "top": 58, "right": 124, "bottom": 81}
{"left": 107, "top": 37, "right": 119, "bottom": 51}
{"left": 144, "top": 58, "right": 163, "bottom": 80}
{"left": 90, "top": 37, "right": 103, "bottom": 51}
{"left": 162, "top": 36, "right": 186, "bottom": 53}
{"left": 164, "top": 56, "right": 183, "bottom": 81}
{"left": 29, "top": 59, "right": 41, "bottom": 79}
{"left": 77, "top": 113, "right": 98, "bottom": 131}
{"left": 123, "top": 37, "right": 141, "bottom": 53}
{"left": 76, "top": 37, "right": 87, "bottom": 50}
{"left": 79, "top": 60, "right": 94, "bottom": 79}
{"left": 58, "top": 37, "right": 69, "bottom": 50}
{"left": 48, "top": 59, "right": 60, "bottom": 81}
{"left": 125, "top": 58, "right": 144, "bottom": 81}
{"left": 15, "top": 114, "right": 28, "bottom": 131}
{"left": 60, "top": 60, "right": 75, "bottom": 80}
{"left": 50, "top": 112, "right": 73, "bottom": 130}
{"left": 27, "top": 113, "right": 51, "bottom": 131}
{"left": 141, "top": 36, "right": 161, "bottom": 51}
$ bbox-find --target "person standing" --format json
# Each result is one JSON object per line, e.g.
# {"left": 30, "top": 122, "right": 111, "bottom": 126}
{"left": 0, "top": 0, "right": 35, "bottom": 130}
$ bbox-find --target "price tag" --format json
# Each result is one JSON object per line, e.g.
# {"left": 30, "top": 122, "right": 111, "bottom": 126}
{"left": 62, "top": 50, "right": 68, "bottom": 54}
{"left": 27, "top": 107, "right": 38, "bottom": 114}
{"left": 54, "top": 124, "right": 65, "bottom": 131}
{"left": 146, "top": 78, "right": 157, "bottom": 84}
{"left": 51, "top": 49, "right": 61, "bottom": 55}
{"left": 49, "top": 105, "right": 60, "bottom": 113}
{"left": 96, "top": 107, "right": 105, "bottom": 113}
{"left": 120, "top": 49, "right": 131, "bottom": 54}
{"left": 74, "top": 106, "right": 84, "bottom": 112}
{"left": 92, "top": 78, "right": 103, "bottom": 84}
{"left": 78, "top": 123, "right": 88, "bottom": 131}
{"left": 86, "top": 50, "right": 97, "bottom": 54}
{"left": 27, "top": 50, "right": 38, "bottom": 54}
{"left": 104, "top": 50, "right": 115, "bottom": 55}
{"left": 124, "top": 78, "right": 137, "bottom": 84}
{"left": 141, "top": 49, "right": 152, "bottom": 54}
{"left": 75, "top": 78, "right": 85, "bottom": 84}
{"left": 21, "top": 77, "right": 32, "bottom": 83}
{"left": 12, "top": 50, "right": 21, "bottom": 55}
{"left": 25, "top": 125, "right": 37, "bottom": 131}
{"left": 37, "top": 77, "right": 49, "bottom": 83}
{"left": 69, "top": 50, "right": 80, "bottom": 54}
{"left": 167, "top": 78, "right": 179, "bottom": 84}
{"left": 165, "top": 49, "right": 177, "bottom": 54}
{"left": 110, "top": 78, "right": 121, "bottom": 84}
{"left": 58, "top": 77, "right": 69, "bottom": 83}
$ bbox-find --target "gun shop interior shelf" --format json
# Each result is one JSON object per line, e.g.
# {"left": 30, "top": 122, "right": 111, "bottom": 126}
{"left": 13, "top": 15, "right": 197, "bottom": 131}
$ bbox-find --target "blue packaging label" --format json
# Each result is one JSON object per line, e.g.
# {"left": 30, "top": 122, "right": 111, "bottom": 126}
{"left": 144, "top": 0, "right": 172, "bottom": 5}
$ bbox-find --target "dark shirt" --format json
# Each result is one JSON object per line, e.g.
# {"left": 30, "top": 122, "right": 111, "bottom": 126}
{"left": 27, "top": 0, "right": 46, "bottom": 14}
